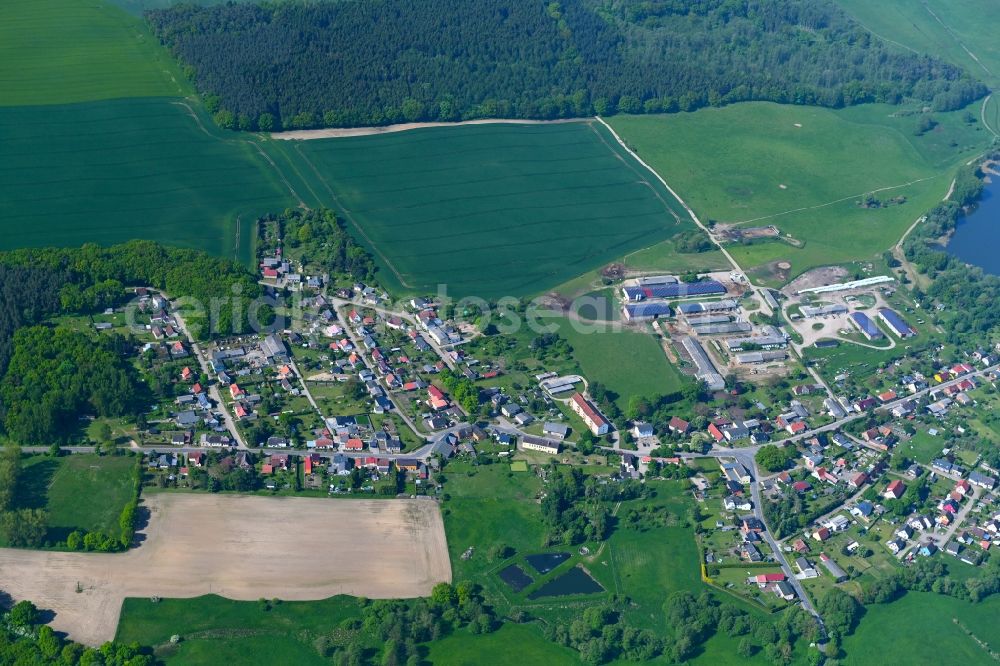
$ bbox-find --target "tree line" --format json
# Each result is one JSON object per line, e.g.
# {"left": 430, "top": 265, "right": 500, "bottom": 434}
{"left": 0, "top": 595, "right": 152, "bottom": 665}
{"left": 144, "top": 0, "right": 986, "bottom": 132}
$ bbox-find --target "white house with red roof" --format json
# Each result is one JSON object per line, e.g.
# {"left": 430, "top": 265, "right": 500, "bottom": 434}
{"left": 570, "top": 393, "right": 610, "bottom": 436}
{"left": 884, "top": 479, "right": 906, "bottom": 500}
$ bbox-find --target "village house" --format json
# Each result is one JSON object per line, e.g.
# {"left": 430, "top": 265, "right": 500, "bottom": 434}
{"left": 569, "top": 393, "right": 611, "bottom": 436}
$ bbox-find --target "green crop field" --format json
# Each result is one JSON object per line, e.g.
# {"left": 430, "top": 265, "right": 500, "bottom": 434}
{"left": 2, "top": 454, "right": 137, "bottom": 545}
{"left": 609, "top": 101, "right": 993, "bottom": 283}
{"left": 0, "top": 0, "right": 187, "bottom": 106}
{"left": 842, "top": 592, "right": 1000, "bottom": 664}
{"left": 285, "top": 121, "right": 698, "bottom": 298}
{"left": 0, "top": 98, "right": 295, "bottom": 262}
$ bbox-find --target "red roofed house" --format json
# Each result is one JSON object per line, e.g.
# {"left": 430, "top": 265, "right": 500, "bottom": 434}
{"left": 234, "top": 402, "right": 249, "bottom": 419}
{"left": 878, "top": 390, "right": 897, "bottom": 403}
{"left": 707, "top": 422, "right": 725, "bottom": 443}
{"left": 955, "top": 479, "right": 972, "bottom": 496}
{"left": 750, "top": 572, "right": 786, "bottom": 586}
{"left": 304, "top": 453, "right": 322, "bottom": 475}
{"left": 884, "top": 479, "right": 906, "bottom": 500}
{"left": 181, "top": 367, "right": 193, "bottom": 381}
{"left": 813, "top": 527, "right": 831, "bottom": 541}
{"left": 570, "top": 393, "right": 610, "bottom": 436}
{"left": 427, "top": 385, "right": 449, "bottom": 411}
{"left": 345, "top": 438, "right": 364, "bottom": 452}
{"left": 230, "top": 383, "right": 244, "bottom": 399}
{"left": 313, "top": 436, "right": 334, "bottom": 450}
{"left": 191, "top": 382, "right": 203, "bottom": 395}
{"left": 792, "top": 480, "right": 812, "bottom": 493}
{"left": 188, "top": 452, "right": 205, "bottom": 467}
{"left": 262, "top": 267, "right": 278, "bottom": 279}
{"left": 849, "top": 472, "right": 868, "bottom": 489}
{"left": 668, "top": 416, "right": 690, "bottom": 434}
{"left": 786, "top": 421, "right": 807, "bottom": 435}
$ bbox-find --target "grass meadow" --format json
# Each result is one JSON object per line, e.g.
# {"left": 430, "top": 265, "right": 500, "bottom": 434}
{"left": 553, "top": 317, "right": 691, "bottom": 411}
{"left": 116, "top": 595, "right": 364, "bottom": 665}
{"left": 287, "top": 121, "right": 698, "bottom": 298}
{"left": 609, "top": 101, "right": 993, "bottom": 283}
{"left": 0, "top": 0, "right": 187, "bottom": 106}
{"left": 0, "top": 98, "right": 294, "bottom": 262}
{"left": 842, "top": 592, "right": 1000, "bottom": 664}
{"left": 0, "top": 454, "right": 138, "bottom": 546}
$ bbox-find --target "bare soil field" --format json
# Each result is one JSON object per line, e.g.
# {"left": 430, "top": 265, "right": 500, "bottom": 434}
{"left": 0, "top": 494, "right": 450, "bottom": 646}
{"left": 782, "top": 265, "right": 850, "bottom": 295}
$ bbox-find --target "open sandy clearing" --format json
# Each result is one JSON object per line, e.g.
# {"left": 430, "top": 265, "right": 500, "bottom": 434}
{"left": 0, "top": 493, "right": 450, "bottom": 646}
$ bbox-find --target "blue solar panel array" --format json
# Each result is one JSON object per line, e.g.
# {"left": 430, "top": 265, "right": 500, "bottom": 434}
{"left": 877, "top": 308, "right": 913, "bottom": 336}
{"left": 849, "top": 312, "right": 883, "bottom": 338}
{"left": 624, "top": 302, "right": 672, "bottom": 319}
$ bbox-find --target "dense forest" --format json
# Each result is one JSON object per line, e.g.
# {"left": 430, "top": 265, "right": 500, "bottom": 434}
{"left": 1, "top": 327, "right": 140, "bottom": 445}
{"left": 145, "top": 0, "right": 986, "bottom": 131}
{"left": 0, "top": 241, "right": 266, "bottom": 445}
{"left": 0, "top": 241, "right": 263, "bottom": 341}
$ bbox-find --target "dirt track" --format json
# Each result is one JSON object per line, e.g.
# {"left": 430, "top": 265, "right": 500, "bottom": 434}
{"left": 270, "top": 117, "right": 586, "bottom": 140}
{"left": 0, "top": 494, "right": 451, "bottom": 646}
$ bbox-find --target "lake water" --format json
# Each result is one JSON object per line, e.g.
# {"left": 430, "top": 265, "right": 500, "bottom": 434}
{"left": 525, "top": 552, "right": 570, "bottom": 575}
{"left": 527, "top": 566, "right": 604, "bottom": 599}
{"left": 947, "top": 177, "right": 1000, "bottom": 273}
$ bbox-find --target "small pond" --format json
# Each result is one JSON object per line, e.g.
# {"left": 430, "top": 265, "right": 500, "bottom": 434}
{"left": 525, "top": 552, "right": 570, "bottom": 575}
{"left": 527, "top": 566, "right": 604, "bottom": 599}
{"left": 498, "top": 564, "right": 533, "bottom": 592}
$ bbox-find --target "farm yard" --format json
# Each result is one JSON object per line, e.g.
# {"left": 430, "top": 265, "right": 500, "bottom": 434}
{"left": 287, "top": 121, "right": 699, "bottom": 298}
{"left": 0, "top": 493, "right": 450, "bottom": 646}
{"left": 0, "top": 98, "right": 293, "bottom": 262}
{"left": 609, "top": 101, "right": 993, "bottom": 284}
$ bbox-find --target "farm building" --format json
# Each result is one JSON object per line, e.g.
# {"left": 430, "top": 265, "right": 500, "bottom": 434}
{"left": 570, "top": 393, "right": 611, "bottom": 436}
{"left": 725, "top": 329, "right": 788, "bottom": 352}
{"left": 677, "top": 299, "right": 738, "bottom": 314}
{"left": 818, "top": 553, "right": 848, "bottom": 582}
{"left": 681, "top": 336, "right": 725, "bottom": 391}
{"left": 800, "top": 303, "right": 848, "bottom": 318}
{"left": 683, "top": 313, "right": 733, "bottom": 326}
{"left": 692, "top": 321, "right": 751, "bottom": 336}
{"left": 622, "top": 302, "right": 672, "bottom": 321}
{"left": 635, "top": 275, "right": 679, "bottom": 287}
{"left": 621, "top": 280, "right": 726, "bottom": 302}
{"left": 848, "top": 312, "right": 883, "bottom": 340}
{"left": 877, "top": 308, "right": 914, "bottom": 338}
{"left": 796, "top": 275, "right": 894, "bottom": 295}
{"left": 735, "top": 351, "right": 787, "bottom": 365}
